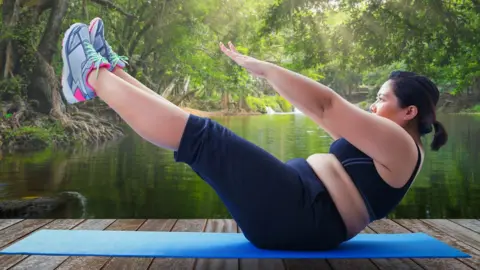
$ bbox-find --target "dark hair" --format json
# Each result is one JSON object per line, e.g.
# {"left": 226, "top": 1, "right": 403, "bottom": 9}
{"left": 388, "top": 71, "right": 448, "bottom": 151}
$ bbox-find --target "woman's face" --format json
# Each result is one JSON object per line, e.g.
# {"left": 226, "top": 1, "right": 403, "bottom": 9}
{"left": 369, "top": 80, "right": 417, "bottom": 127}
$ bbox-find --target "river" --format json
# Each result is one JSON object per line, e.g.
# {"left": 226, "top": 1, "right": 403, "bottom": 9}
{"left": 1, "top": 113, "right": 479, "bottom": 219}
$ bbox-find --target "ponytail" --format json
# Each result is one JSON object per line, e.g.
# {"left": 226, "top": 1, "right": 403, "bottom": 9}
{"left": 431, "top": 120, "right": 448, "bottom": 151}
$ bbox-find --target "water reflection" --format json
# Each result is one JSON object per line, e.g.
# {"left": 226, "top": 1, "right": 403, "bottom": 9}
{"left": 1, "top": 113, "right": 479, "bottom": 219}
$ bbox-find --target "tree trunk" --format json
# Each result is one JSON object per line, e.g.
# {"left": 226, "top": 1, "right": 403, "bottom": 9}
{"left": 172, "top": 89, "right": 199, "bottom": 106}
{"left": 161, "top": 78, "right": 179, "bottom": 99}
{"left": 221, "top": 91, "right": 229, "bottom": 110}
{"left": 239, "top": 96, "right": 247, "bottom": 111}
{"left": 26, "top": 0, "right": 68, "bottom": 114}
{"left": 0, "top": 0, "right": 21, "bottom": 79}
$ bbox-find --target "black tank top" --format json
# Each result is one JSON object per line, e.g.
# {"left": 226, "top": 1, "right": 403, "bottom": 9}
{"left": 328, "top": 138, "right": 422, "bottom": 221}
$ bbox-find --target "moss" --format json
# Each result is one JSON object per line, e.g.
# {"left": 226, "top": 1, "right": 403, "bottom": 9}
{"left": 0, "top": 76, "right": 26, "bottom": 99}
{"left": 1, "top": 121, "right": 69, "bottom": 151}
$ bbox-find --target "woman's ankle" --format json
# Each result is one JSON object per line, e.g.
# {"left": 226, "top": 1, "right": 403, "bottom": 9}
{"left": 87, "top": 67, "right": 110, "bottom": 93}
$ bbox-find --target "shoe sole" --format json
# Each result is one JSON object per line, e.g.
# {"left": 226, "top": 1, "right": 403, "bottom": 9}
{"left": 61, "top": 23, "right": 85, "bottom": 104}
{"left": 89, "top": 17, "right": 101, "bottom": 34}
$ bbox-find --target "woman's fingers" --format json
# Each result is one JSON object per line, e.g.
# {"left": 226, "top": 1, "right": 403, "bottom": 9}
{"left": 219, "top": 42, "right": 232, "bottom": 55}
{"left": 220, "top": 42, "right": 245, "bottom": 65}
{"left": 228, "top": 41, "right": 238, "bottom": 53}
{"left": 220, "top": 41, "right": 241, "bottom": 57}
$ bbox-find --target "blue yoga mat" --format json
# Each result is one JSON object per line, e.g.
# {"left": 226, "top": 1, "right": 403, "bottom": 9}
{"left": 0, "top": 230, "right": 470, "bottom": 259}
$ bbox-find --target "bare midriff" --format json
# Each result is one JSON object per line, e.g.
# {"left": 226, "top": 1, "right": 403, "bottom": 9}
{"left": 306, "top": 153, "right": 371, "bottom": 239}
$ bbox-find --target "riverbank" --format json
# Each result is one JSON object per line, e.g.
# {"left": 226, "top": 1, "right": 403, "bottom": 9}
{"left": 0, "top": 105, "right": 260, "bottom": 153}
{"left": 0, "top": 106, "right": 124, "bottom": 153}
{"left": 1, "top": 98, "right": 478, "bottom": 154}
{"left": 181, "top": 107, "right": 262, "bottom": 117}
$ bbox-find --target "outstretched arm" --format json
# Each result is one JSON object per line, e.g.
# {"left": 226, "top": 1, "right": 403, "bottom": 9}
{"left": 219, "top": 42, "right": 340, "bottom": 139}
{"left": 220, "top": 42, "right": 418, "bottom": 185}
{"left": 265, "top": 65, "right": 340, "bottom": 139}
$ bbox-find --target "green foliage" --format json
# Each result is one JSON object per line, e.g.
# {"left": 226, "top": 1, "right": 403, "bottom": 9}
{"left": 356, "top": 101, "right": 371, "bottom": 110}
{"left": 1, "top": 0, "right": 479, "bottom": 123}
{"left": 473, "top": 104, "right": 480, "bottom": 113}
{"left": 0, "top": 76, "right": 26, "bottom": 98}
{"left": 461, "top": 104, "right": 480, "bottom": 114}
{"left": 1, "top": 122, "right": 68, "bottom": 149}
{"left": 245, "top": 96, "right": 265, "bottom": 112}
{"left": 3, "top": 126, "right": 51, "bottom": 142}
{"left": 245, "top": 94, "right": 293, "bottom": 113}
{"left": 276, "top": 95, "right": 293, "bottom": 112}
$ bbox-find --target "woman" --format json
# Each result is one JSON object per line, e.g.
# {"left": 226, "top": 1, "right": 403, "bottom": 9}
{"left": 61, "top": 18, "right": 447, "bottom": 251}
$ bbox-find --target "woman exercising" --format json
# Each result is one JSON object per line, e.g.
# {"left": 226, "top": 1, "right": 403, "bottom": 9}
{"left": 61, "top": 18, "right": 447, "bottom": 250}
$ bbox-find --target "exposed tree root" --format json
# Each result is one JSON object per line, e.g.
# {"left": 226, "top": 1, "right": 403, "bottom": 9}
{"left": 0, "top": 98, "right": 124, "bottom": 151}
{"left": 59, "top": 110, "right": 124, "bottom": 144}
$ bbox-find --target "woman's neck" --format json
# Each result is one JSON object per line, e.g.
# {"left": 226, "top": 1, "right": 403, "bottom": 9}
{"left": 404, "top": 125, "right": 422, "bottom": 146}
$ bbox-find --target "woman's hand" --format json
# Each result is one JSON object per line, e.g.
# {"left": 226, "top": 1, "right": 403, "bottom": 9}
{"left": 219, "top": 41, "right": 273, "bottom": 78}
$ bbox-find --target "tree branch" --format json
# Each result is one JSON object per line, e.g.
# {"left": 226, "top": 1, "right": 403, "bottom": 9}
{"left": 89, "top": 0, "right": 135, "bottom": 18}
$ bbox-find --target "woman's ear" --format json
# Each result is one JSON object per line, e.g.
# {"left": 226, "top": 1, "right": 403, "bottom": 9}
{"left": 404, "top": 105, "right": 418, "bottom": 121}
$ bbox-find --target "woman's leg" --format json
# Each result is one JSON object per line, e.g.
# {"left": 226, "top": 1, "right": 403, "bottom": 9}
{"left": 62, "top": 23, "right": 188, "bottom": 151}
{"left": 88, "top": 17, "right": 167, "bottom": 100}
{"left": 62, "top": 23, "right": 326, "bottom": 250}
{"left": 112, "top": 67, "right": 167, "bottom": 99}
{"left": 89, "top": 69, "right": 189, "bottom": 150}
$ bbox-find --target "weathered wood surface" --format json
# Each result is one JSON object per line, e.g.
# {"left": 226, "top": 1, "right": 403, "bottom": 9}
{"left": 0, "top": 219, "right": 478, "bottom": 269}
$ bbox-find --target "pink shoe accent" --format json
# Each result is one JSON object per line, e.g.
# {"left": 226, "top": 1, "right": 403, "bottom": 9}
{"left": 74, "top": 88, "right": 86, "bottom": 101}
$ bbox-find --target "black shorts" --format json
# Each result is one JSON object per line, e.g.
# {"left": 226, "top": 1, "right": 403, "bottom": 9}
{"left": 174, "top": 114, "right": 347, "bottom": 250}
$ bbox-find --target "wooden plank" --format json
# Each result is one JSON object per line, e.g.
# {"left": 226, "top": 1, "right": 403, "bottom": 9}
{"left": 360, "top": 226, "right": 421, "bottom": 270}
{"left": 369, "top": 219, "right": 471, "bottom": 269}
{"left": 194, "top": 219, "right": 239, "bottom": 270}
{"left": 283, "top": 259, "right": 331, "bottom": 270}
{"left": 6, "top": 219, "right": 116, "bottom": 270}
{"left": 0, "top": 219, "right": 23, "bottom": 231}
{"left": 396, "top": 219, "right": 479, "bottom": 269}
{"left": 56, "top": 219, "right": 146, "bottom": 270}
{"left": 102, "top": 219, "right": 177, "bottom": 270}
{"left": 0, "top": 219, "right": 53, "bottom": 248}
{"left": 325, "top": 228, "right": 378, "bottom": 270}
{"left": 422, "top": 219, "right": 480, "bottom": 252}
{"left": 449, "top": 219, "right": 480, "bottom": 234}
{"left": 240, "top": 258, "right": 285, "bottom": 270}
{"left": 237, "top": 226, "right": 285, "bottom": 270}
{"left": 1, "top": 219, "right": 477, "bottom": 270}
{"left": 9, "top": 219, "right": 85, "bottom": 270}
{"left": 0, "top": 219, "right": 53, "bottom": 269}
{"left": 148, "top": 219, "right": 207, "bottom": 270}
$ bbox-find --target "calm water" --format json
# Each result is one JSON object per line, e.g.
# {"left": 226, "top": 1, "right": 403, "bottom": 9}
{"left": 1, "top": 113, "right": 479, "bottom": 219}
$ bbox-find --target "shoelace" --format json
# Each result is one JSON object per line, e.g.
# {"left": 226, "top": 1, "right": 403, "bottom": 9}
{"left": 111, "top": 52, "right": 129, "bottom": 67}
{"left": 108, "top": 47, "right": 129, "bottom": 67}
{"left": 83, "top": 40, "right": 109, "bottom": 78}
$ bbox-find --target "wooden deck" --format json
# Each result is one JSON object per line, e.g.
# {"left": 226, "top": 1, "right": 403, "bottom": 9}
{"left": 0, "top": 219, "right": 479, "bottom": 269}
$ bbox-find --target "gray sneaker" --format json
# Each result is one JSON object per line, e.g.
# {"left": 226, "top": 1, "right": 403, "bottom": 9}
{"left": 89, "top": 17, "right": 128, "bottom": 71}
{"left": 61, "top": 23, "right": 111, "bottom": 104}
